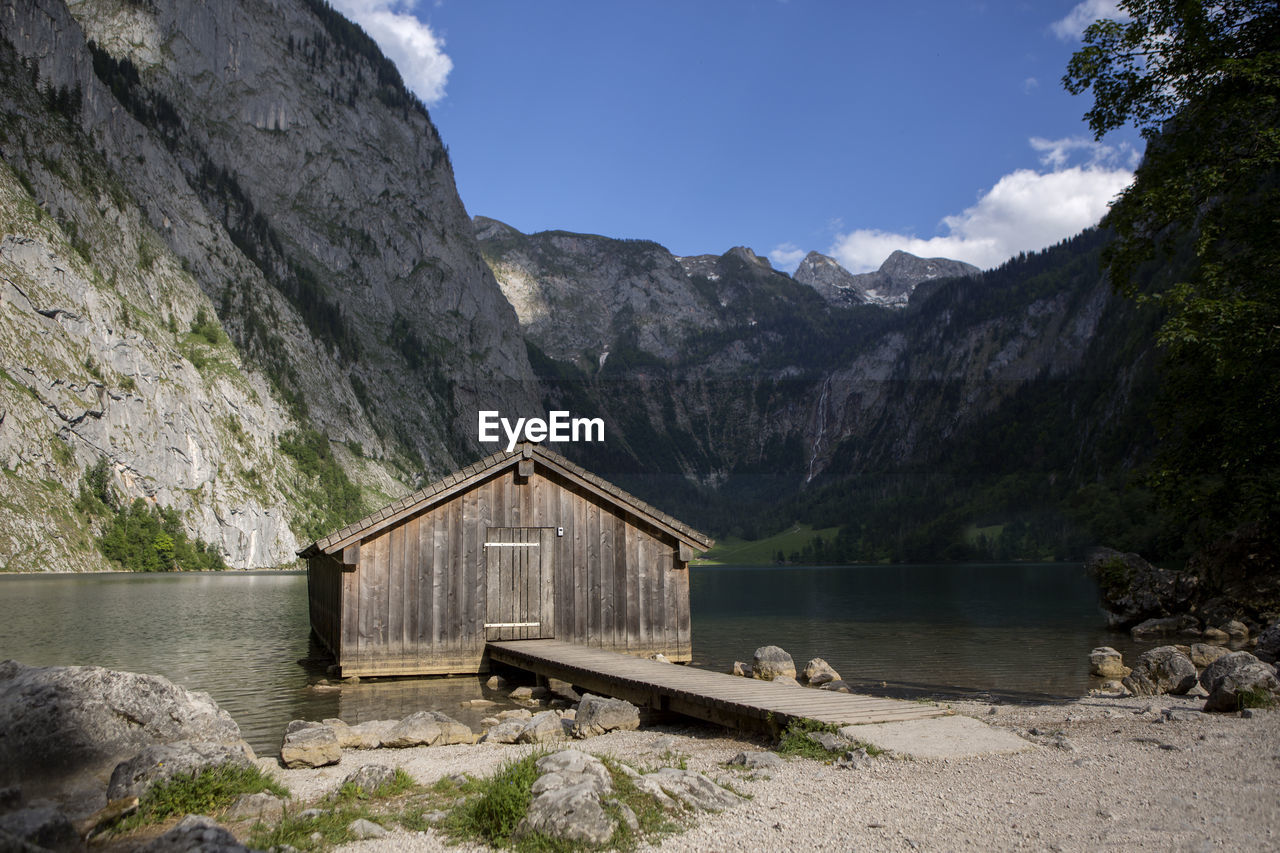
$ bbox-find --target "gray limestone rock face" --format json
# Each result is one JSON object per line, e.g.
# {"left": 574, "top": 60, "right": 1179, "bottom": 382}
{"left": 642, "top": 768, "right": 742, "bottom": 812}
{"left": 107, "top": 740, "right": 255, "bottom": 801}
{"left": 519, "top": 780, "right": 615, "bottom": 846}
{"left": 1086, "top": 548, "right": 1200, "bottom": 629}
{"left": 280, "top": 725, "right": 341, "bottom": 768}
{"left": 752, "top": 645, "right": 796, "bottom": 681}
{"left": 728, "top": 751, "right": 784, "bottom": 770}
{"left": 1199, "top": 651, "right": 1280, "bottom": 712}
{"left": 1123, "top": 646, "right": 1199, "bottom": 696}
{"left": 345, "top": 720, "right": 399, "bottom": 749}
{"left": 480, "top": 719, "right": 527, "bottom": 744}
{"left": 532, "top": 750, "right": 613, "bottom": 796}
{"left": 571, "top": 694, "right": 640, "bottom": 739}
{"left": 794, "top": 250, "right": 978, "bottom": 308}
{"left": 347, "top": 818, "right": 388, "bottom": 840}
{"left": 0, "top": 661, "right": 244, "bottom": 795}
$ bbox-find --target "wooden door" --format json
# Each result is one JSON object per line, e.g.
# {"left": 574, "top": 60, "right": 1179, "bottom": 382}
{"left": 483, "top": 527, "right": 555, "bottom": 640}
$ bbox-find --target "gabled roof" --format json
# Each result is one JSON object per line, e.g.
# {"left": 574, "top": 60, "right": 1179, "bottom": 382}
{"left": 298, "top": 442, "right": 714, "bottom": 557}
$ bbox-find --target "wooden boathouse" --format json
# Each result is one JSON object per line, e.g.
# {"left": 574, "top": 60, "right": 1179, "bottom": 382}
{"left": 300, "top": 443, "right": 714, "bottom": 678}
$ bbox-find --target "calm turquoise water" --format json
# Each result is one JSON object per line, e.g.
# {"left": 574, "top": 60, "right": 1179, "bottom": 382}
{"left": 0, "top": 564, "right": 1146, "bottom": 753}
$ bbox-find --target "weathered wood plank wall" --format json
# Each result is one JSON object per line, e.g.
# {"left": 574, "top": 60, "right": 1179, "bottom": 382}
{"left": 320, "top": 466, "right": 691, "bottom": 677}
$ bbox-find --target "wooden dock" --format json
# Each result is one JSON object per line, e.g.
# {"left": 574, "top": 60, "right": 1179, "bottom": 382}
{"left": 486, "top": 639, "right": 950, "bottom": 734}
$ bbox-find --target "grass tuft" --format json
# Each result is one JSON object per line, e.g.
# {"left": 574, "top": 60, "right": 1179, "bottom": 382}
{"left": 115, "top": 764, "right": 287, "bottom": 831}
{"left": 440, "top": 750, "right": 543, "bottom": 848}
{"left": 1238, "top": 686, "right": 1278, "bottom": 710}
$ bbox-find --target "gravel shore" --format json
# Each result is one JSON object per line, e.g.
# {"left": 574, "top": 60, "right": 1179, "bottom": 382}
{"left": 259, "top": 694, "right": 1280, "bottom": 852}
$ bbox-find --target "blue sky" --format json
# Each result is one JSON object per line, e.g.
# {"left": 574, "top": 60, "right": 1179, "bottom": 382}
{"left": 332, "top": 0, "right": 1140, "bottom": 273}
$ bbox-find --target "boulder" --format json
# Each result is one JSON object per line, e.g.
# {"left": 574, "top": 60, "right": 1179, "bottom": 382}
{"left": 1201, "top": 626, "right": 1230, "bottom": 642}
{"left": 752, "top": 645, "right": 796, "bottom": 681}
{"left": 642, "top": 768, "right": 742, "bottom": 812}
{"left": 571, "top": 694, "right": 640, "bottom": 739}
{"left": 1085, "top": 547, "right": 1199, "bottom": 628}
{"left": 1222, "top": 620, "right": 1250, "bottom": 640}
{"left": 108, "top": 740, "right": 256, "bottom": 800}
{"left": 141, "top": 814, "right": 252, "bottom": 852}
{"left": 0, "top": 806, "right": 77, "bottom": 851}
{"left": 802, "top": 658, "right": 841, "bottom": 685}
{"left": 771, "top": 675, "right": 802, "bottom": 687}
{"left": 340, "top": 764, "right": 399, "bottom": 797}
{"left": 520, "top": 780, "right": 614, "bottom": 845}
{"left": 533, "top": 750, "right": 612, "bottom": 796}
{"left": 516, "top": 711, "right": 567, "bottom": 744}
{"left": 382, "top": 711, "right": 474, "bottom": 748}
{"left": 280, "top": 725, "right": 341, "bottom": 768}
{"left": 1199, "top": 651, "right": 1280, "bottom": 712}
{"left": 225, "top": 791, "right": 284, "bottom": 822}
{"left": 480, "top": 719, "right": 527, "bottom": 744}
{"left": 1131, "top": 614, "right": 1201, "bottom": 639}
{"left": 1190, "top": 643, "right": 1231, "bottom": 670}
{"left": 0, "top": 661, "right": 245, "bottom": 794}
{"left": 345, "top": 719, "right": 398, "bottom": 749}
{"left": 1254, "top": 622, "right": 1280, "bottom": 664}
{"left": 1089, "top": 647, "right": 1130, "bottom": 679}
{"left": 1123, "top": 646, "right": 1198, "bottom": 696}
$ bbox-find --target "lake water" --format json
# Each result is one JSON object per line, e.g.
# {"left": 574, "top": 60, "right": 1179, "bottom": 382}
{"left": 0, "top": 564, "right": 1149, "bottom": 754}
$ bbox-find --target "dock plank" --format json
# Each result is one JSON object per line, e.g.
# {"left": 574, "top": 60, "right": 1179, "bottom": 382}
{"left": 486, "top": 639, "right": 948, "bottom": 733}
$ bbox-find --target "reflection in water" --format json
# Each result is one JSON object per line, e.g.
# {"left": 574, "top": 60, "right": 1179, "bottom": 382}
{"left": 1, "top": 564, "right": 1152, "bottom": 753}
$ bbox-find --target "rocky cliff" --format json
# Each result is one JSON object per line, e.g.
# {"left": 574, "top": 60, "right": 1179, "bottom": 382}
{"left": 794, "top": 249, "right": 980, "bottom": 308}
{"left": 0, "top": 0, "right": 536, "bottom": 570}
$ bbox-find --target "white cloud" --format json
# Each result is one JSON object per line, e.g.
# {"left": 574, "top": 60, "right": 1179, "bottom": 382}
{"left": 1022, "top": 76, "right": 1039, "bottom": 94}
{"left": 1052, "top": 0, "right": 1129, "bottom": 41}
{"left": 827, "top": 138, "right": 1135, "bottom": 273}
{"left": 329, "top": 0, "right": 453, "bottom": 104}
{"left": 769, "top": 243, "right": 807, "bottom": 273}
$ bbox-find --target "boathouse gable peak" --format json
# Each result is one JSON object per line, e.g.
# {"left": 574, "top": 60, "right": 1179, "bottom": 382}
{"left": 299, "top": 442, "right": 713, "bottom": 559}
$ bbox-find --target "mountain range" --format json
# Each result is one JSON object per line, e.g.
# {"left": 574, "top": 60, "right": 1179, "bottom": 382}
{"left": 0, "top": 0, "right": 1158, "bottom": 571}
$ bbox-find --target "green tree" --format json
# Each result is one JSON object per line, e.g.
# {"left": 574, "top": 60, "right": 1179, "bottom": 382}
{"left": 1064, "top": 0, "right": 1280, "bottom": 547}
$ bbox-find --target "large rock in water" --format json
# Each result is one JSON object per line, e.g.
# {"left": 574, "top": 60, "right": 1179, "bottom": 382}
{"left": 0, "top": 661, "right": 246, "bottom": 797}
{"left": 752, "top": 646, "right": 796, "bottom": 681}
{"left": 1089, "top": 647, "right": 1131, "bottom": 679}
{"left": 1086, "top": 548, "right": 1199, "bottom": 629}
{"left": 1122, "top": 646, "right": 1198, "bottom": 696}
{"left": 1199, "top": 651, "right": 1280, "bottom": 712}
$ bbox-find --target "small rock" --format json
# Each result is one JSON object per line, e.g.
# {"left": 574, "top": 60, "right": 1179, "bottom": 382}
{"left": 643, "top": 767, "right": 742, "bottom": 811}
{"left": 1190, "top": 643, "right": 1231, "bottom": 669}
{"left": 835, "top": 747, "right": 872, "bottom": 770}
{"left": 480, "top": 719, "right": 527, "bottom": 744}
{"left": 281, "top": 726, "right": 341, "bottom": 768}
{"left": 806, "top": 731, "right": 851, "bottom": 752}
{"left": 572, "top": 694, "right": 640, "bottom": 739}
{"left": 650, "top": 653, "right": 671, "bottom": 663}
{"left": 348, "top": 818, "right": 387, "bottom": 840}
{"left": 496, "top": 708, "right": 533, "bottom": 722}
{"left": 802, "top": 658, "right": 841, "bottom": 685}
{"left": 346, "top": 719, "right": 398, "bottom": 749}
{"left": 516, "top": 711, "right": 566, "bottom": 744}
{"left": 728, "top": 751, "right": 784, "bottom": 770}
{"left": 731, "top": 661, "right": 751, "bottom": 677}
{"left": 226, "top": 792, "right": 284, "bottom": 822}
{"left": 1162, "top": 708, "right": 1202, "bottom": 723}
{"left": 340, "top": 764, "right": 398, "bottom": 796}
{"left": 462, "top": 698, "right": 496, "bottom": 709}
{"left": 486, "top": 674, "right": 510, "bottom": 690}
{"left": 1201, "top": 626, "right": 1231, "bottom": 643}
{"left": 771, "top": 675, "right": 802, "bottom": 687}
{"left": 820, "top": 680, "right": 853, "bottom": 693}
{"left": 510, "top": 686, "right": 535, "bottom": 700}
{"left": 141, "top": 814, "right": 251, "bottom": 852}
{"left": 752, "top": 645, "right": 797, "bottom": 681}
{"left": 614, "top": 802, "right": 640, "bottom": 832}
{"left": 1089, "top": 647, "right": 1131, "bottom": 679}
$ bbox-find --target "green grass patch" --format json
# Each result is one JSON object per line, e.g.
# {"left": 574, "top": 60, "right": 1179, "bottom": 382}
{"left": 116, "top": 764, "right": 287, "bottom": 832}
{"left": 1238, "top": 686, "right": 1278, "bottom": 710}
{"left": 331, "top": 768, "right": 419, "bottom": 803}
{"left": 696, "top": 524, "right": 841, "bottom": 566}
{"left": 774, "top": 717, "right": 884, "bottom": 762}
{"left": 440, "top": 751, "right": 542, "bottom": 847}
